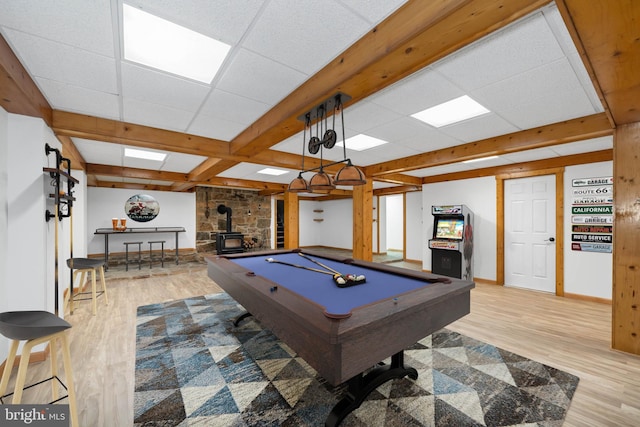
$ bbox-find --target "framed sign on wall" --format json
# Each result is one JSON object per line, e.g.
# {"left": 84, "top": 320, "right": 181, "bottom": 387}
{"left": 125, "top": 194, "right": 160, "bottom": 222}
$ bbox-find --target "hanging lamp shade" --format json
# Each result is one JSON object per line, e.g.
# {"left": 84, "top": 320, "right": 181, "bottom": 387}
{"left": 334, "top": 160, "right": 366, "bottom": 185}
{"left": 308, "top": 169, "right": 336, "bottom": 191}
{"left": 287, "top": 173, "right": 309, "bottom": 193}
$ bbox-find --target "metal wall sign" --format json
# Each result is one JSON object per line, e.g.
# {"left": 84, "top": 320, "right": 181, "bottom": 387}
{"left": 125, "top": 194, "right": 160, "bottom": 222}
{"left": 570, "top": 176, "right": 613, "bottom": 253}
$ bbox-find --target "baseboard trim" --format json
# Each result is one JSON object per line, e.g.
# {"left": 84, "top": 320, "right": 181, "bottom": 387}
{"left": 0, "top": 345, "right": 50, "bottom": 377}
{"left": 564, "top": 292, "right": 611, "bottom": 305}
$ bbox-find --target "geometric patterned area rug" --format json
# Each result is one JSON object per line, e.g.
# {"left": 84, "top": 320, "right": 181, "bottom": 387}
{"left": 134, "top": 293, "right": 579, "bottom": 426}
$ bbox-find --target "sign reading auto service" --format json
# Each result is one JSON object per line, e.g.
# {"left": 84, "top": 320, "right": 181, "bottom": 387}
{"left": 570, "top": 176, "right": 613, "bottom": 253}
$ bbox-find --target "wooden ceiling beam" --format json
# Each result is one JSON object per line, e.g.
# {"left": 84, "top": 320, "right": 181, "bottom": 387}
{"left": 229, "top": 0, "right": 551, "bottom": 159}
{"left": 374, "top": 185, "right": 421, "bottom": 196}
{"left": 365, "top": 113, "right": 612, "bottom": 176}
{"left": 0, "top": 34, "right": 52, "bottom": 125}
{"left": 57, "top": 135, "right": 86, "bottom": 171}
{"left": 372, "top": 173, "right": 423, "bottom": 186}
{"left": 559, "top": 0, "right": 640, "bottom": 126}
{"left": 422, "top": 149, "right": 613, "bottom": 184}
{"left": 86, "top": 163, "right": 188, "bottom": 182}
{"left": 94, "top": 181, "right": 175, "bottom": 192}
{"left": 52, "top": 110, "right": 231, "bottom": 158}
{"left": 190, "top": 178, "right": 287, "bottom": 193}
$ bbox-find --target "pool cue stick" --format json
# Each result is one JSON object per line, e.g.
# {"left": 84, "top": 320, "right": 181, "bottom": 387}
{"left": 265, "top": 258, "right": 335, "bottom": 276}
{"left": 297, "top": 252, "right": 342, "bottom": 275}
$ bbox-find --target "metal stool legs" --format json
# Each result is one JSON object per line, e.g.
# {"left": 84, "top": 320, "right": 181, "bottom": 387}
{"left": 124, "top": 242, "right": 142, "bottom": 271}
{"left": 148, "top": 240, "right": 166, "bottom": 268}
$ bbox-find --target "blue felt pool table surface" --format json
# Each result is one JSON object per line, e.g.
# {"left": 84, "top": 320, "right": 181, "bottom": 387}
{"left": 230, "top": 252, "right": 437, "bottom": 318}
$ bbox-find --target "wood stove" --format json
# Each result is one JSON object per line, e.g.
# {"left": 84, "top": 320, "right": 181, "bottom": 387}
{"left": 216, "top": 204, "right": 244, "bottom": 254}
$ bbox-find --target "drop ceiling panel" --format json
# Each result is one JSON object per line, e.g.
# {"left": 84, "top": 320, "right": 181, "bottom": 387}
{"left": 35, "top": 78, "right": 120, "bottom": 119}
{"left": 404, "top": 163, "right": 473, "bottom": 177}
{"left": 242, "top": 0, "right": 371, "bottom": 75}
{"left": 121, "top": 62, "right": 211, "bottom": 112}
{"left": 216, "top": 48, "right": 308, "bottom": 105}
{"left": 500, "top": 146, "right": 561, "bottom": 163}
{"left": 199, "top": 89, "right": 271, "bottom": 127}
{"left": 122, "top": 98, "right": 194, "bottom": 132}
{"left": 162, "top": 153, "right": 208, "bottom": 174}
{"left": 341, "top": 101, "right": 403, "bottom": 134}
{"left": 3, "top": 29, "right": 117, "bottom": 93}
{"left": 473, "top": 58, "right": 599, "bottom": 127}
{"left": 74, "top": 139, "right": 123, "bottom": 165}
{"left": 367, "top": 68, "right": 464, "bottom": 115}
{"left": 394, "top": 127, "right": 464, "bottom": 152}
{"left": 0, "top": 0, "right": 115, "bottom": 57}
{"left": 188, "top": 113, "right": 248, "bottom": 141}
{"left": 437, "top": 113, "right": 520, "bottom": 143}
{"left": 549, "top": 136, "right": 612, "bottom": 156}
{"left": 339, "top": 0, "right": 407, "bottom": 23}
{"left": 434, "top": 11, "right": 565, "bottom": 92}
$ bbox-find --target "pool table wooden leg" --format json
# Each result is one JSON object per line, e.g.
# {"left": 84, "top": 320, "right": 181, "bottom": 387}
{"left": 325, "top": 351, "right": 418, "bottom": 427}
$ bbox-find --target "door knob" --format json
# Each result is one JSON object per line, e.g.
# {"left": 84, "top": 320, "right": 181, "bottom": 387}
{"left": 545, "top": 237, "right": 555, "bottom": 242}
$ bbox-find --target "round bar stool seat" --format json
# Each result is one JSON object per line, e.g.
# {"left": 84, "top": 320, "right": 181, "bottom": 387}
{"left": 0, "top": 311, "right": 70, "bottom": 340}
{"left": 0, "top": 311, "right": 79, "bottom": 426}
{"left": 67, "top": 258, "right": 109, "bottom": 316}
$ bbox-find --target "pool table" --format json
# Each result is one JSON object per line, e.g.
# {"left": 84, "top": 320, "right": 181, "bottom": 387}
{"left": 206, "top": 249, "right": 474, "bottom": 426}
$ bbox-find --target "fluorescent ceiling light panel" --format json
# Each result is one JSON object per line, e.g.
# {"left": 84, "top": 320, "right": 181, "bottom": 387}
{"left": 123, "top": 4, "right": 230, "bottom": 83}
{"left": 124, "top": 147, "right": 167, "bottom": 161}
{"left": 462, "top": 155, "right": 499, "bottom": 164}
{"left": 337, "top": 134, "right": 389, "bottom": 151}
{"left": 411, "top": 95, "right": 490, "bottom": 127}
{"left": 258, "top": 168, "right": 289, "bottom": 176}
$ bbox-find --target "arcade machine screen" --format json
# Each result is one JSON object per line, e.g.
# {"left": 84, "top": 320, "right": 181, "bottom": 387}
{"left": 435, "top": 218, "right": 464, "bottom": 240}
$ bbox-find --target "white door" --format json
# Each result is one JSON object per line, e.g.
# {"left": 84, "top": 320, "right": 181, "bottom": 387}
{"left": 504, "top": 175, "right": 556, "bottom": 292}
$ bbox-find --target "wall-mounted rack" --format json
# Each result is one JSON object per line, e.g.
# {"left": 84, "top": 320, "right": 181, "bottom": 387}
{"left": 43, "top": 143, "right": 78, "bottom": 222}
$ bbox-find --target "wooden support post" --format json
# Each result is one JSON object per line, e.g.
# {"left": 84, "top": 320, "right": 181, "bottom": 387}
{"left": 283, "top": 191, "right": 299, "bottom": 249}
{"left": 612, "top": 122, "right": 640, "bottom": 355}
{"left": 352, "top": 179, "right": 373, "bottom": 261}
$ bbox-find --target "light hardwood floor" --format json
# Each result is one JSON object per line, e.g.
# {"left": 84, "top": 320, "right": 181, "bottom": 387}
{"left": 3, "top": 260, "right": 640, "bottom": 426}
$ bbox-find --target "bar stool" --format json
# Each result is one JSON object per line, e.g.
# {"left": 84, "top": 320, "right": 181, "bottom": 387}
{"left": 0, "top": 311, "right": 79, "bottom": 427}
{"left": 124, "top": 241, "right": 142, "bottom": 271}
{"left": 66, "top": 258, "right": 109, "bottom": 316}
{"left": 148, "top": 240, "right": 166, "bottom": 268}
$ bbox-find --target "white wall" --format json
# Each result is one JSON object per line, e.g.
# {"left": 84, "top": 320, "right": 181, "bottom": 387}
{"left": 377, "top": 196, "right": 387, "bottom": 252}
{"left": 422, "top": 177, "right": 497, "bottom": 281}
{"left": 8, "top": 115, "right": 50, "bottom": 312}
{"left": 564, "top": 161, "right": 613, "bottom": 299}
{"left": 299, "top": 198, "right": 353, "bottom": 249}
{"left": 0, "top": 107, "right": 8, "bottom": 360}
{"left": 86, "top": 187, "right": 195, "bottom": 256}
{"left": 384, "top": 195, "right": 403, "bottom": 250}
{"left": 405, "top": 192, "right": 422, "bottom": 261}
{"left": 0, "top": 113, "right": 80, "bottom": 360}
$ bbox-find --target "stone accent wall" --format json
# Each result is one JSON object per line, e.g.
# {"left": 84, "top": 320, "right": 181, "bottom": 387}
{"left": 196, "top": 187, "right": 272, "bottom": 253}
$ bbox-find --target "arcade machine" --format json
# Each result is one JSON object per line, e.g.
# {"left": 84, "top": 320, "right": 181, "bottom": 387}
{"left": 428, "top": 205, "right": 474, "bottom": 280}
